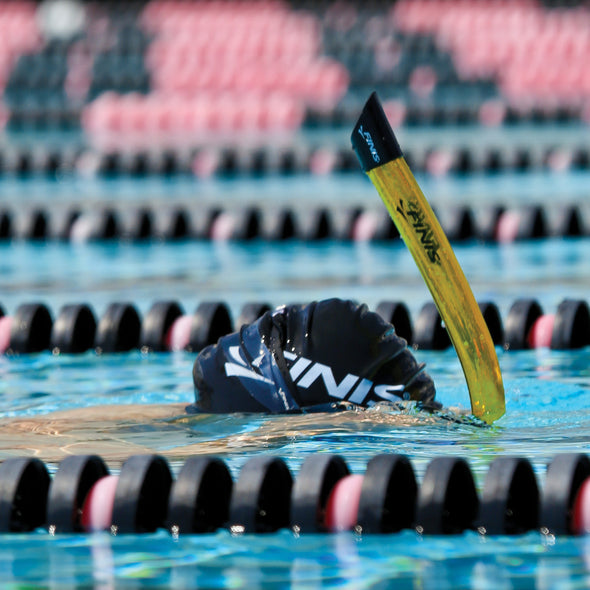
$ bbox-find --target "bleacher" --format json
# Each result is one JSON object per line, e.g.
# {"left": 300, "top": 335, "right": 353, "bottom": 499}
{"left": 0, "top": 0, "right": 589, "bottom": 177}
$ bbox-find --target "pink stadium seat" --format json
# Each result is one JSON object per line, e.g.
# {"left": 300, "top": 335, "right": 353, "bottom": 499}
{"left": 0, "top": 1, "right": 41, "bottom": 96}
{"left": 82, "top": 0, "right": 347, "bottom": 148}
{"left": 392, "top": 0, "right": 590, "bottom": 109}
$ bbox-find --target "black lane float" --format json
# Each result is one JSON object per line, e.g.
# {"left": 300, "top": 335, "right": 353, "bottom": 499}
{"left": 1, "top": 452, "right": 590, "bottom": 537}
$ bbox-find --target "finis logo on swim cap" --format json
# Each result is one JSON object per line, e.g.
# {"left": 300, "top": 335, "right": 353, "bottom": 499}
{"left": 224, "top": 346, "right": 405, "bottom": 406}
{"left": 357, "top": 125, "right": 380, "bottom": 163}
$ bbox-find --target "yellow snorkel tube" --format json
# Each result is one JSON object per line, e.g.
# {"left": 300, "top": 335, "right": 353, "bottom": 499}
{"left": 351, "top": 92, "right": 505, "bottom": 424}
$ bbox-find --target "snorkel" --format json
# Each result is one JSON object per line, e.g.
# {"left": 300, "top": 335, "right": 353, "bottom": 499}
{"left": 351, "top": 92, "right": 505, "bottom": 424}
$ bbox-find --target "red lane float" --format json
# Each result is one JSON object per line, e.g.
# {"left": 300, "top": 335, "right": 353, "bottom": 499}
{"left": 81, "top": 475, "right": 119, "bottom": 532}
{"left": 325, "top": 474, "right": 364, "bottom": 532}
{"left": 527, "top": 314, "right": 555, "bottom": 349}
{"left": 0, "top": 315, "right": 12, "bottom": 354}
{"left": 351, "top": 210, "right": 380, "bottom": 242}
{"left": 209, "top": 211, "right": 236, "bottom": 241}
{"left": 495, "top": 207, "right": 546, "bottom": 243}
{"left": 495, "top": 210, "right": 522, "bottom": 243}
{"left": 573, "top": 478, "right": 590, "bottom": 535}
{"left": 165, "top": 314, "right": 194, "bottom": 351}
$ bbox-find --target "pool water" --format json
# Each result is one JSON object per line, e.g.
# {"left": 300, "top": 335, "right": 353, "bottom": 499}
{"left": 3, "top": 235, "right": 589, "bottom": 318}
{"left": 2, "top": 177, "right": 590, "bottom": 587}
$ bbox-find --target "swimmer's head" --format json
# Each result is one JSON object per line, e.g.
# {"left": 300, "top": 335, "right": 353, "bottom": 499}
{"left": 190, "top": 298, "right": 436, "bottom": 413}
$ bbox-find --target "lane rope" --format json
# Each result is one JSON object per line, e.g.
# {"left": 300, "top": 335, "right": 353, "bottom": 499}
{"left": 0, "top": 298, "right": 589, "bottom": 355}
{"left": 1, "top": 452, "right": 588, "bottom": 537}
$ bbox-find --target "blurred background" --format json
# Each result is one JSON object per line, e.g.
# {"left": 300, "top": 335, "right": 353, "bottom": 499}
{"left": 0, "top": 0, "right": 588, "bottom": 242}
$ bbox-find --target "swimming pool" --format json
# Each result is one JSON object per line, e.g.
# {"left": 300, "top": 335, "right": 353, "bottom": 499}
{"left": 2, "top": 172, "right": 590, "bottom": 588}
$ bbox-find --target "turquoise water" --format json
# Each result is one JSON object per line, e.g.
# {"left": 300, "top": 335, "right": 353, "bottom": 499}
{"left": 2, "top": 236, "right": 588, "bottom": 320}
{"left": 2, "top": 169, "right": 590, "bottom": 206}
{"left": 2, "top": 530, "right": 590, "bottom": 589}
{"left": 2, "top": 211, "right": 590, "bottom": 585}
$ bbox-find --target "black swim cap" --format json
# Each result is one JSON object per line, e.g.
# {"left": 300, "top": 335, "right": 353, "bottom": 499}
{"left": 190, "top": 299, "right": 436, "bottom": 413}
